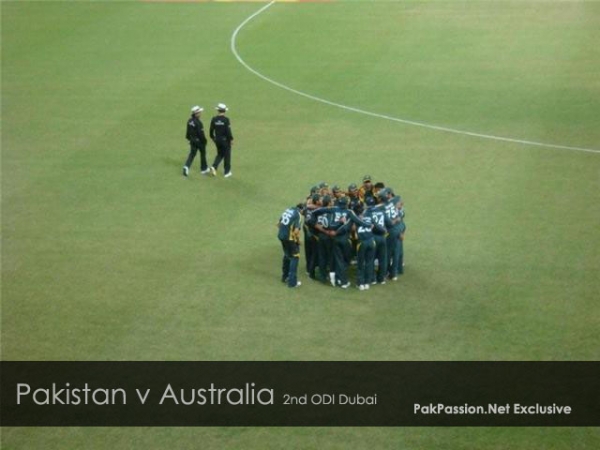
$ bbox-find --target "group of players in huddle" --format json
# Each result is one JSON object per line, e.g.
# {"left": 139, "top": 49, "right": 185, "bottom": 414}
{"left": 277, "top": 175, "right": 406, "bottom": 290}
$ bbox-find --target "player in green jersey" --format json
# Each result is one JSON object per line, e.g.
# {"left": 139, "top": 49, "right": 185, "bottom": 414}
{"left": 303, "top": 193, "right": 321, "bottom": 280}
{"left": 381, "top": 188, "right": 403, "bottom": 280}
{"left": 356, "top": 206, "right": 386, "bottom": 290}
{"left": 331, "top": 185, "right": 344, "bottom": 201}
{"left": 396, "top": 196, "right": 407, "bottom": 275}
{"left": 277, "top": 205, "right": 303, "bottom": 288}
{"left": 329, "top": 197, "right": 373, "bottom": 288}
{"left": 347, "top": 183, "right": 363, "bottom": 215}
{"left": 310, "top": 195, "right": 336, "bottom": 285}
{"left": 366, "top": 196, "right": 386, "bottom": 284}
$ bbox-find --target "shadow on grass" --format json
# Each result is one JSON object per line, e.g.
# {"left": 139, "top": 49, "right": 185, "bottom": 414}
{"left": 161, "top": 156, "right": 183, "bottom": 168}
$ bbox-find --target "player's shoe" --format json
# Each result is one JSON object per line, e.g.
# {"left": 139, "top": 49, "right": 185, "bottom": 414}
{"left": 224, "top": 172, "right": 232, "bottom": 178}
{"left": 365, "top": 284, "right": 370, "bottom": 290}
{"left": 182, "top": 166, "right": 189, "bottom": 177}
{"left": 201, "top": 168, "right": 210, "bottom": 175}
{"left": 340, "top": 282, "right": 351, "bottom": 289}
{"left": 209, "top": 166, "right": 217, "bottom": 177}
{"left": 358, "top": 284, "right": 365, "bottom": 291}
{"left": 289, "top": 281, "right": 301, "bottom": 288}
{"left": 329, "top": 272, "right": 336, "bottom": 287}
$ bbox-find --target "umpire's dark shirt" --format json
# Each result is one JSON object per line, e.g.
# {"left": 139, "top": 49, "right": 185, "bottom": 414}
{"left": 209, "top": 115, "right": 233, "bottom": 142}
{"left": 186, "top": 115, "right": 207, "bottom": 145}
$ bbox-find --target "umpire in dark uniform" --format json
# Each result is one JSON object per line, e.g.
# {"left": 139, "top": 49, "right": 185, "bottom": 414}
{"left": 209, "top": 103, "right": 234, "bottom": 178}
{"left": 183, "top": 106, "right": 208, "bottom": 177}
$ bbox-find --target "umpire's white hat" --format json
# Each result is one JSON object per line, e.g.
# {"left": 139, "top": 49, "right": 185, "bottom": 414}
{"left": 216, "top": 103, "right": 228, "bottom": 112}
{"left": 191, "top": 105, "right": 203, "bottom": 114}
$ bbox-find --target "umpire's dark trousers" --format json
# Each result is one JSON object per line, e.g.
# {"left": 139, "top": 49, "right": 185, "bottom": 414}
{"left": 185, "top": 141, "right": 208, "bottom": 171}
{"left": 212, "top": 138, "right": 232, "bottom": 174}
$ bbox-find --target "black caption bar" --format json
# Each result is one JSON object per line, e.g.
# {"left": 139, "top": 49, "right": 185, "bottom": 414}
{"left": 1, "top": 362, "right": 598, "bottom": 426}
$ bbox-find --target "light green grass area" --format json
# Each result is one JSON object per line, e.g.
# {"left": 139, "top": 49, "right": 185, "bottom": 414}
{"left": 2, "top": 1, "right": 599, "bottom": 448}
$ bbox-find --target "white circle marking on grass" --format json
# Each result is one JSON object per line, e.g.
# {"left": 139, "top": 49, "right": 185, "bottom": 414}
{"left": 231, "top": 1, "right": 599, "bottom": 155}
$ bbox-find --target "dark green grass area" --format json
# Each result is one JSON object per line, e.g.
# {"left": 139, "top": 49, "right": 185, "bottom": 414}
{"left": 2, "top": 1, "right": 599, "bottom": 448}
{"left": 2, "top": 427, "right": 599, "bottom": 450}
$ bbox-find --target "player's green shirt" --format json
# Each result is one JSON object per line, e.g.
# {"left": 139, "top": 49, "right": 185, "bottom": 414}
{"left": 278, "top": 207, "right": 301, "bottom": 241}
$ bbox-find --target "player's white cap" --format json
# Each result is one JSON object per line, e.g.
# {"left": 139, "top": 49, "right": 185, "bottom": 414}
{"left": 191, "top": 105, "right": 203, "bottom": 114}
{"left": 216, "top": 103, "right": 228, "bottom": 112}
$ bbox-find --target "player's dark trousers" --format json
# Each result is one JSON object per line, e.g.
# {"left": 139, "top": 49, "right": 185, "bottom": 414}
{"left": 185, "top": 143, "right": 207, "bottom": 172}
{"left": 398, "top": 237, "right": 404, "bottom": 275}
{"left": 317, "top": 234, "right": 334, "bottom": 283}
{"left": 356, "top": 238, "right": 375, "bottom": 286}
{"left": 350, "top": 236, "right": 358, "bottom": 261}
{"left": 280, "top": 239, "right": 300, "bottom": 287}
{"left": 212, "top": 139, "right": 232, "bottom": 174}
{"left": 333, "top": 236, "right": 352, "bottom": 285}
{"left": 387, "top": 231, "right": 401, "bottom": 278}
{"left": 373, "top": 234, "right": 388, "bottom": 283}
{"left": 304, "top": 231, "right": 318, "bottom": 278}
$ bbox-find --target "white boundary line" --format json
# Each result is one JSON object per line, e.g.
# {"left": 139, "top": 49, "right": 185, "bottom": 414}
{"left": 231, "top": 1, "right": 600, "bottom": 155}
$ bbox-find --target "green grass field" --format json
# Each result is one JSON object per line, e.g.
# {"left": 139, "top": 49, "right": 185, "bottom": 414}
{"left": 2, "top": 0, "right": 599, "bottom": 448}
